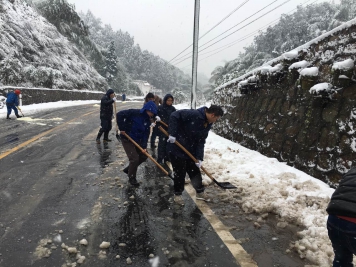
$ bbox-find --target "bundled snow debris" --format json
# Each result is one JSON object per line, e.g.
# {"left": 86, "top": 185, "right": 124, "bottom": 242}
{"left": 300, "top": 67, "right": 319, "bottom": 77}
{"left": 268, "top": 64, "right": 283, "bottom": 74}
{"left": 288, "top": 60, "right": 310, "bottom": 70}
{"left": 332, "top": 59, "right": 354, "bottom": 70}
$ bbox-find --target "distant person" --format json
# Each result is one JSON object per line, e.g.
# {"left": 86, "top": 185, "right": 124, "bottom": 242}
{"left": 96, "top": 89, "right": 116, "bottom": 143}
{"left": 122, "top": 93, "right": 126, "bottom": 101}
{"left": 326, "top": 167, "right": 356, "bottom": 267}
{"left": 116, "top": 101, "right": 157, "bottom": 186}
{"left": 156, "top": 94, "right": 176, "bottom": 166}
{"left": 6, "top": 89, "right": 22, "bottom": 119}
{"left": 167, "top": 105, "right": 224, "bottom": 206}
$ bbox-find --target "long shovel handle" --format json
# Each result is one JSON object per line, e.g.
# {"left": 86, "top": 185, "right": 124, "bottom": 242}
{"left": 158, "top": 120, "right": 168, "bottom": 128}
{"left": 121, "top": 132, "right": 170, "bottom": 177}
{"left": 158, "top": 126, "right": 236, "bottom": 189}
{"left": 113, "top": 100, "right": 119, "bottom": 132}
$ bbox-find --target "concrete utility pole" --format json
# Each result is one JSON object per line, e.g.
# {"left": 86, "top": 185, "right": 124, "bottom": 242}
{"left": 191, "top": 0, "right": 200, "bottom": 109}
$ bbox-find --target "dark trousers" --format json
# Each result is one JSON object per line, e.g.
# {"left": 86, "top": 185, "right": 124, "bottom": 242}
{"left": 6, "top": 103, "right": 19, "bottom": 116}
{"left": 121, "top": 138, "right": 147, "bottom": 180}
{"left": 327, "top": 214, "right": 356, "bottom": 267}
{"left": 97, "top": 119, "right": 112, "bottom": 140}
{"left": 157, "top": 135, "right": 169, "bottom": 163}
{"left": 170, "top": 154, "right": 204, "bottom": 195}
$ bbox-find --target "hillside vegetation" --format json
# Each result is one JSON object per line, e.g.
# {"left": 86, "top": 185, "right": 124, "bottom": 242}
{"left": 0, "top": 0, "right": 107, "bottom": 90}
{"left": 210, "top": 0, "right": 356, "bottom": 87}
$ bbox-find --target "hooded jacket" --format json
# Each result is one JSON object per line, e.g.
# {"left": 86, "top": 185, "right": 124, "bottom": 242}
{"left": 6, "top": 92, "right": 19, "bottom": 106}
{"left": 167, "top": 106, "right": 212, "bottom": 161}
{"left": 117, "top": 101, "right": 157, "bottom": 149}
{"left": 327, "top": 167, "right": 356, "bottom": 218}
{"left": 157, "top": 94, "right": 176, "bottom": 134}
{"left": 100, "top": 89, "right": 115, "bottom": 119}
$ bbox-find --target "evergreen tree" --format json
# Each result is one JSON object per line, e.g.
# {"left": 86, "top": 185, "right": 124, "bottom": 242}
{"left": 104, "top": 41, "right": 118, "bottom": 83}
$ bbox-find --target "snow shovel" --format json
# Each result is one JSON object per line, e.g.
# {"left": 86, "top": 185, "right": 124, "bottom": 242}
{"left": 121, "top": 132, "right": 174, "bottom": 180}
{"left": 113, "top": 101, "right": 121, "bottom": 142}
{"left": 17, "top": 106, "right": 24, "bottom": 117}
{"left": 158, "top": 126, "right": 237, "bottom": 189}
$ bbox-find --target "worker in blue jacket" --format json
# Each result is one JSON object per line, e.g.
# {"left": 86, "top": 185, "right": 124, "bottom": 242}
{"left": 117, "top": 101, "right": 158, "bottom": 186}
{"left": 6, "top": 89, "right": 22, "bottom": 119}
{"left": 167, "top": 105, "right": 224, "bottom": 205}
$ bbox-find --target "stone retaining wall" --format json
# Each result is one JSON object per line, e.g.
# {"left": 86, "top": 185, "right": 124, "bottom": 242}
{"left": 213, "top": 20, "right": 356, "bottom": 186}
{"left": 0, "top": 86, "right": 104, "bottom": 105}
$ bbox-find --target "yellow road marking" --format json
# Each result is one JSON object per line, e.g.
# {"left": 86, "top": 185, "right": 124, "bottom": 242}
{"left": 0, "top": 110, "right": 97, "bottom": 160}
{"left": 185, "top": 184, "right": 258, "bottom": 267}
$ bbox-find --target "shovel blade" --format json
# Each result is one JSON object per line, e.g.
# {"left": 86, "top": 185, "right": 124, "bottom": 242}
{"left": 213, "top": 180, "right": 237, "bottom": 189}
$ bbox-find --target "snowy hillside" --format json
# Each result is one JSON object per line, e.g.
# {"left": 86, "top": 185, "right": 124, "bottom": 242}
{"left": 0, "top": 0, "right": 107, "bottom": 90}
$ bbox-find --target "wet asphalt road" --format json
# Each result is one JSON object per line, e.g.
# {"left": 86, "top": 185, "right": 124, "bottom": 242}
{"left": 0, "top": 102, "right": 312, "bottom": 267}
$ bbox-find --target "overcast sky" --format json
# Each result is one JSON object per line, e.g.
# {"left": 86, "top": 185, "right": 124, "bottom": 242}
{"left": 67, "top": 0, "right": 336, "bottom": 77}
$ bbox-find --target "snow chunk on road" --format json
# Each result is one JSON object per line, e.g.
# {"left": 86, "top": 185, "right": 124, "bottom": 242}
{"left": 99, "top": 241, "right": 110, "bottom": 249}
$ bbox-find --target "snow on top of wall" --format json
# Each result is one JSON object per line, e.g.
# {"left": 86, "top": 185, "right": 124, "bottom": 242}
{"left": 332, "top": 58, "right": 354, "bottom": 70}
{"left": 289, "top": 60, "right": 310, "bottom": 70}
{"left": 215, "top": 17, "right": 356, "bottom": 92}
{"left": 309, "top": 82, "right": 333, "bottom": 94}
{"left": 300, "top": 67, "right": 319, "bottom": 77}
{"left": 282, "top": 50, "right": 299, "bottom": 59}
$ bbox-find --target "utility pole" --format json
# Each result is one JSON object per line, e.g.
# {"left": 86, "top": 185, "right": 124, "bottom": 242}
{"left": 191, "top": 0, "right": 200, "bottom": 109}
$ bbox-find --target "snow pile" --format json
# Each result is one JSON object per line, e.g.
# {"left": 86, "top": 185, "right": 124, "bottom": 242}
{"left": 300, "top": 67, "right": 319, "bottom": 77}
{"left": 332, "top": 58, "right": 354, "bottom": 70}
{"left": 203, "top": 132, "right": 338, "bottom": 266}
{"left": 288, "top": 60, "right": 310, "bottom": 70}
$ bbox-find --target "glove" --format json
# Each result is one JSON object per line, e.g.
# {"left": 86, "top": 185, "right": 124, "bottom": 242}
{"left": 150, "top": 122, "right": 156, "bottom": 128}
{"left": 195, "top": 160, "right": 202, "bottom": 168}
{"left": 155, "top": 116, "right": 161, "bottom": 122}
{"left": 167, "top": 135, "right": 176, "bottom": 143}
{"left": 112, "top": 97, "right": 117, "bottom": 101}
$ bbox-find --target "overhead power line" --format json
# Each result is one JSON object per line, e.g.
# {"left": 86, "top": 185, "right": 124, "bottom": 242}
{"left": 171, "top": 0, "right": 280, "bottom": 64}
{"left": 173, "top": 0, "right": 293, "bottom": 66}
{"left": 167, "top": 0, "right": 250, "bottom": 63}
{"left": 180, "top": 0, "right": 318, "bottom": 68}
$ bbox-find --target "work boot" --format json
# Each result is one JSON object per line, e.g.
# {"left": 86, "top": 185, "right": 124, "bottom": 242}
{"left": 123, "top": 166, "right": 129, "bottom": 174}
{"left": 6, "top": 114, "right": 11, "bottom": 119}
{"left": 196, "top": 192, "right": 211, "bottom": 202}
{"left": 16, "top": 114, "right": 22, "bottom": 118}
{"left": 174, "top": 195, "right": 185, "bottom": 206}
{"left": 129, "top": 178, "right": 139, "bottom": 186}
{"left": 103, "top": 139, "right": 112, "bottom": 143}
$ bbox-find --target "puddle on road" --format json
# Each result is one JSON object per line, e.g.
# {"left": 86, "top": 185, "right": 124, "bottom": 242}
{"left": 96, "top": 143, "right": 113, "bottom": 168}
{"left": 5, "top": 133, "right": 19, "bottom": 143}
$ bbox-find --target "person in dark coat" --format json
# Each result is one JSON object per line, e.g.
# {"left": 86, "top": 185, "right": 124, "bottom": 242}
{"left": 117, "top": 101, "right": 157, "bottom": 186}
{"left": 156, "top": 94, "right": 176, "bottom": 165}
{"left": 167, "top": 105, "right": 224, "bottom": 205}
{"left": 326, "top": 167, "right": 356, "bottom": 267}
{"left": 6, "top": 89, "right": 22, "bottom": 119}
{"left": 96, "top": 89, "right": 116, "bottom": 143}
{"left": 122, "top": 93, "right": 126, "bottom": 101}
